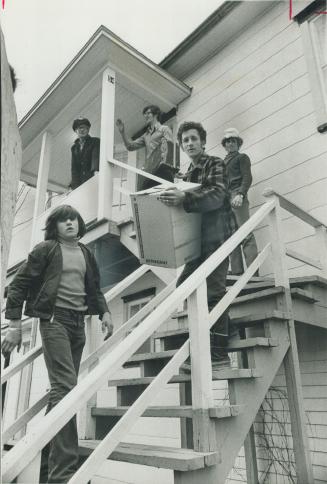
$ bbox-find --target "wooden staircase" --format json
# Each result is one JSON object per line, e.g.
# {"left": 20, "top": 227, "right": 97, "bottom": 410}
{"left": 76, "top": 276, "right": 326, "bottom": 483}
{"left": 2, "top": 189, "right": 326, "bottom": 484}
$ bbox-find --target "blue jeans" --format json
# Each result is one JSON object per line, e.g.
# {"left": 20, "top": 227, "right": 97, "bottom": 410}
{"left": 39, "top": 307, "right": 86, "bottom": 484}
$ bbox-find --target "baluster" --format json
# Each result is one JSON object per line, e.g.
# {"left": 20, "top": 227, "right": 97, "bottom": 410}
{"left": 187, "top": 282, "right": 216, "bottom": 452}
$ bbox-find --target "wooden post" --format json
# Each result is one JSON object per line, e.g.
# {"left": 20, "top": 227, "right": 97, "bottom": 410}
{"left": 188, "top": 282, "right": 216, "bottom": 452}
{"left": 19, "top": 132, "right": 52, "bottom": 435}
{"left": 237, "top": 330, "right": 259, "bottom": 484}
{"left": 315, "top": 225, "right": 327, "bottom": 278}
{"left": 16, "top": 451, "right": 41, "bottom": 483}
{"left": 78, "top": 316, "right": 102, "bottom": 439}
{"left": 98, "top": 66, "right": 116, "bottom": 220}
{"left": 265, "top": 191, "right": 314, "bottom": 484}
{"left": 30, "top": 131, "right": 53, "bottom": 247}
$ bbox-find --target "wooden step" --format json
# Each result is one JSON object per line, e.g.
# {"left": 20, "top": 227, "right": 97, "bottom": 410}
{"left": 92, "top": 404, "right": 244, "bottom": 419}
{"left": 125, "top": 349, "right": 177, "bottom": 366}
{"left": 230, "top": 286, "right": 316, "bottom": 305}
{"left": 108, "top": 368, "right": 261, "bottom": 387}
{"left": 226, "top": 337, "right": 278, "bottom": 351}
{"left": 171, "top": 288, "right": 315, "bottom": 322}
{"left": 155, "top": 311, "right": 288, "bottom": 340}
{"left": 230, "top": 310, "right": 289, "bottom": 328}
{"left": 125, "top": 338, "right": 278, "bottom": 367}
{"left": 78, "top": 440, "right": 220, "bottom": 470}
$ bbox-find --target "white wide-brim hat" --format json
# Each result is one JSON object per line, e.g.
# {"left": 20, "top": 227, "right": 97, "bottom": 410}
{"left": 221, "top": 127, "right": 243, "bottom": 146}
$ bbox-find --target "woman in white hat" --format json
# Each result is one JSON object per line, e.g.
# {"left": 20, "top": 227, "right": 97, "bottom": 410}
{"left": 222, "top": 128, "right": 259, "bottom": 275}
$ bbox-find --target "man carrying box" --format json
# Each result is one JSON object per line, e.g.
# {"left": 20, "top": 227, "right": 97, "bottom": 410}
{"left": 159, "top": 121, "right": 237, "bottom": 369}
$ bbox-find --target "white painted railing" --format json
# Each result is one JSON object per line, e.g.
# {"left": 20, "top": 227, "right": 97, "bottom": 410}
{"left": 2, "top": 190, "right": 326, "bottom": 483}
{"left": 1, "top": 265, "right": 175, "bottom": 445}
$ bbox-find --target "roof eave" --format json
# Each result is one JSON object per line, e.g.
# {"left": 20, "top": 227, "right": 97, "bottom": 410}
{"left": 19, "top": 25, "right": 191, "bottom": 131}
{"left": 159, "top": 1, "right": 241, "bottom": 70}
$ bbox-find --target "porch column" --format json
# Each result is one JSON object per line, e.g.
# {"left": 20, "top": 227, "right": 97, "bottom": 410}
{"left": 30, "top": 131, "right": 52, "bottom": 248}
{"left": 98, "top": 66, "right": 116, "bottom": 220}
{"left": 22, "top": 131, "right": 52, "bottom": 437}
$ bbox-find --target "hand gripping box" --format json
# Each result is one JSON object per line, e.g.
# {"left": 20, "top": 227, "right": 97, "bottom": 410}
{"left": 130, "top": 182, "right": 201, "bottom": 268}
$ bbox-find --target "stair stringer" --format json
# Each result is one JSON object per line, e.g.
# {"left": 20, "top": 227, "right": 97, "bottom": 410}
{"left": 211, "top": 319, "right": 291, "bottom": 484}
{"left": 119, "top": 221, "right": 139, "bottom": 257}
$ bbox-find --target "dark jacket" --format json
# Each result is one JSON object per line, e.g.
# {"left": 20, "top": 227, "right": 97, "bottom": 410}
{"left": 5, "top": 240, "right": 109, "bottom": 321}
{"left": 224, "top": 152, "right": 252, "bottom": 197}
{"left": 182, "top": 153, "right": 237, "bottom": 255}
{"left": 70, "top": 135, "right": 100, "bottom": 189}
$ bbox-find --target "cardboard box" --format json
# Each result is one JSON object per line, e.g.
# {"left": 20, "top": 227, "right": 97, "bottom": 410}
{"left": 130, "top": 182, "right": 202, "bottom": 268}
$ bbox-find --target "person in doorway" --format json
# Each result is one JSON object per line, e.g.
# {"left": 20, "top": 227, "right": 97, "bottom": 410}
{"left": 116, "top": 105, "right": 175, "bottom": 190}
{"left": 222, "top": 128, "right": 259, "bottom": 275}
{"left": 70, "top": 117, "right": 100, "bottom": 190}
{"left": 159, "top": 121, "right": 237, "bottom": 369}
{"left": 2, "top": 205, "right": 113, "bottom": 484}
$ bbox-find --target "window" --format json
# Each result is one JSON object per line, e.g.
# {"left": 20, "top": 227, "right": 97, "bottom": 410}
{"left": 296, "top": 1, "right": 327, "bottom": 133}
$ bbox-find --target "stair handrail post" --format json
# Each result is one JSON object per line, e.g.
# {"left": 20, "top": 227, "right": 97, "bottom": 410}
{"left": 16, "top": 130, "right": 53, "bottom": 438}
{"left": 315, "top": 225, "right": 327, "bottom": 277}
{"left": 98, "top": 66, "right": 116, "bottom": 220}
{"left": 263, "top": 188, "right": 314, "bottom": 484}
{"left": 263, "top": 188, "right": 289, "bottom": 288}
{"left": 188, "top": 282, "right": 217, "bottom": 452}
{"left": 78, "top": 315, "right": 102, "bottom": 440}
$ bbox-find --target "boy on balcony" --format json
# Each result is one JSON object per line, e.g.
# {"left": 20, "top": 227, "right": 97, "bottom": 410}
{"left": 159, "top": 121, "right": 237, "bottom": 369}
{"left": 70, "top": 117, "right": 100, "bottom": 190}
{"left": 221, "top": 128, "right": 259, "bottom": 275}
{"left": 2, "top": 205, "right": 113, "bottom": 483}
{"left": 116, "top": 105, "right": 175, "bottom": 190}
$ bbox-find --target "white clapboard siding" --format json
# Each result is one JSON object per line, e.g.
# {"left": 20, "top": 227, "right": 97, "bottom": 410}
{"left": 184, "top": 5, "right": 295, "bottom": 110}
{"left": 181, "top": 31, "right": 303, "bottom": 129}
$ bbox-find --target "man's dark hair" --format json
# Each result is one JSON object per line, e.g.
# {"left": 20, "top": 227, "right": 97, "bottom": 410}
{"left": 44, "top": 205, "right": 86, "bottom": 240}
{"left": 177, "top": 121, "right": 207, "bottom": 145}
{"left": 142, "top": 105, "right": 161, "bottom": 119}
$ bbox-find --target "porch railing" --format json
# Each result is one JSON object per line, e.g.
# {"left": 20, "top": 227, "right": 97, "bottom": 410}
{"left": 2, "top": 189, "right": 326, "bottom": 483}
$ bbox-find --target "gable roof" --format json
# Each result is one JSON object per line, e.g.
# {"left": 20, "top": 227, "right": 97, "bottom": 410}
{"left": 160, "top": 1, "right": 277, "bottom": 79}
{"left": 19, "top": 25, "right": 191, "bottom": 150}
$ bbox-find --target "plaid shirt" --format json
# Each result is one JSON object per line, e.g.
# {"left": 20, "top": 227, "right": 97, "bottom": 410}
{"left": 182, "top": 153, "right": 237, "bottom": 255}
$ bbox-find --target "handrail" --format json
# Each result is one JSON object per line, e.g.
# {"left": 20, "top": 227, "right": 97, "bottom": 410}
{"left": 264, "top": 188, "right": 327, "bottom": 276}
{"left": 109, "top": 158, "right": 176, "bottom": 187}
{"left": 263, "top": 188, "right": 326, "bottom": 229}
{"left": 2, "top": 199, "right": 275, "bottom": 482}
{"left": 1, "top": 346, "right": 43, "bottom": 385}
{"left": 1, "top": 279, "right": 176, "bottom": 444}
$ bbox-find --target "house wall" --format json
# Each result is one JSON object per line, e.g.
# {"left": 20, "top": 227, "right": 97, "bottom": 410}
{"left": 176, "top": 1, "right": 327, "bottom": 279}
